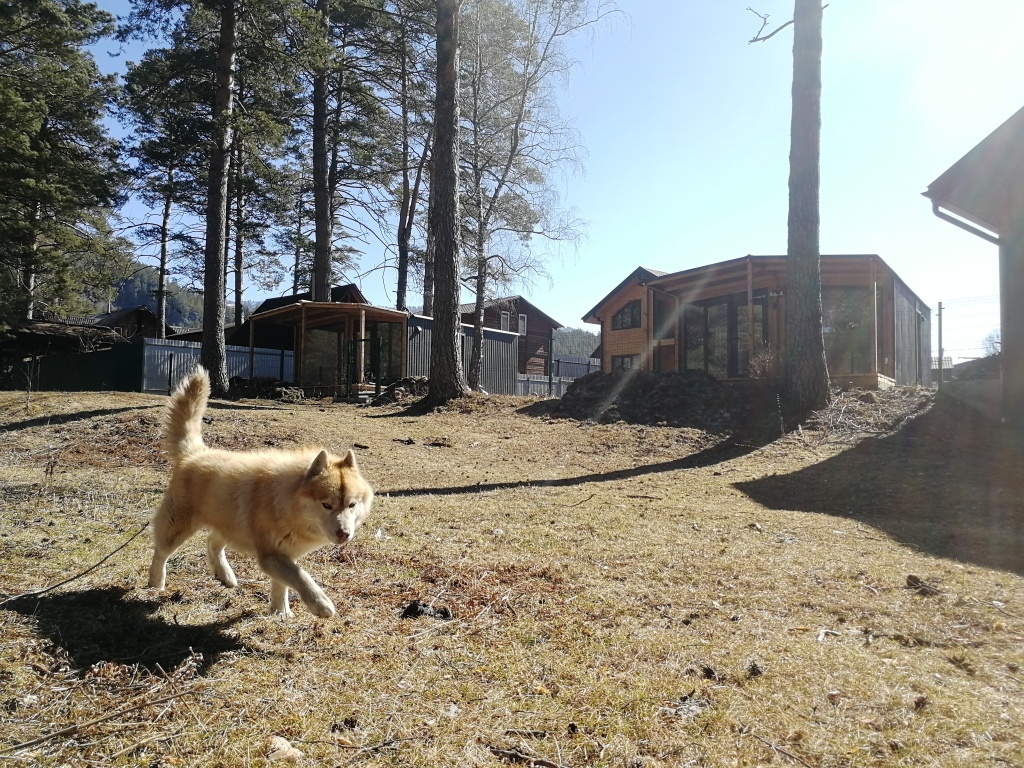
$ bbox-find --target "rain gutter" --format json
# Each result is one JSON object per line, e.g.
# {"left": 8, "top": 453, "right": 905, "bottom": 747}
{"left": 930, "top": 202, "right": 1000, "bottom": 246}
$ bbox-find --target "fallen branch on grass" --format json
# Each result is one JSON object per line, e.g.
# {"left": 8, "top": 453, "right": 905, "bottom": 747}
{"left": 107, "top": 728, "right": 185, "bottom": 761}
{"left": 487, "top": 745, "right": 566, "bottom": 768}
{"left": 0, "top": 690, "right": 192, "bottom": 756}
{"left": 746, "top": 730, "right": 816, "bottom": 768}
{"left": 563, "top": 493, "right": 594, "bottom": 508}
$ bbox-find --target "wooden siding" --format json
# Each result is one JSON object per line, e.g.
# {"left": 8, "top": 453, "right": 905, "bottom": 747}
{"left": 464, "top": 301, "right": 556, "bottom": 375}
{"left": 599, "top": 281, "right": 649, "bottom": 371}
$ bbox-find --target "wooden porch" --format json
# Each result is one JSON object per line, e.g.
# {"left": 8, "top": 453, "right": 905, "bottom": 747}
{"left": 245, "top": 301, "right": 409, "bottom": 396}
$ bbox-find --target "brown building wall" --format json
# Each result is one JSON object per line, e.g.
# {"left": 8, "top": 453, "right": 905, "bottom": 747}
{"left": 465, "top": 303, "right": 554, "bottom": 375}
{"left": 599, "top": 282, "right": 649, "bottom": 371}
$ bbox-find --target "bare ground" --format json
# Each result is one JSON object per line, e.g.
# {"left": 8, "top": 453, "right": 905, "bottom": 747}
{"left": 0, "top": 381, "right": 1022, "bottom": 767}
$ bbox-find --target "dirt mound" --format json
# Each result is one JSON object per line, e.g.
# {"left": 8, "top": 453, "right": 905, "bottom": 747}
{"left": 549, "top": 372, "right": 935, "bottom": 445}
{"left": 552, "top": 371, "right": 772, "bottom": 434}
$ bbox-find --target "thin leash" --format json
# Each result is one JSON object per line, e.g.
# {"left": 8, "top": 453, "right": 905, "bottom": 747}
{"left": 0, "top": 522, "right": 150, "bottom": 607}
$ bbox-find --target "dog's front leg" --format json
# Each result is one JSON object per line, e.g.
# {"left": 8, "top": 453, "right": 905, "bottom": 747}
{"left": 269, "top": 580, "right": 294, "bottom": 618}
{"left": 206, "top": 532, "right": 238, "bottom": 587}
{"left": 257, "top": 553, "right": 336, "bottom": 618}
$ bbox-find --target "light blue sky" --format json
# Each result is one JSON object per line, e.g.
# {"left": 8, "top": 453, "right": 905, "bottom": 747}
{"left": 95, "top": 1, "right": 1023, "bottom": 360}
{"left": 507, "top": 0, "right": 1021, "bottom": 361}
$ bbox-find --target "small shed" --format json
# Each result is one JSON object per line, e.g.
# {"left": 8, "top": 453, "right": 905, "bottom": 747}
{"left": 245, "top": 300, "right": 408, "bottom": 394}
{"left": 1, "top": 319, "right": 125, "bottom": 356}
{"left": 0, "top": 319, "right": 130, "bottom": 390}
{"left": 91, "top": 305, "right": 173, "bottom": 340}
{"left": 923, "top": 104, "right": 1024, "bottom": 424}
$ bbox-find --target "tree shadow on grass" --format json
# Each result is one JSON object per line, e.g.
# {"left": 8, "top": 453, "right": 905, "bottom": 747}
{"left": 385, "top": 435, "right": 767, "bottom": 497}
{"left": 736, "top": 394, "right": 1024, "bottom": 576}
{"left": 0, "top": 406, "right": 160, "bottom": 433}
{"left": 6, "top": 586, "right": 249, "bottom": 674}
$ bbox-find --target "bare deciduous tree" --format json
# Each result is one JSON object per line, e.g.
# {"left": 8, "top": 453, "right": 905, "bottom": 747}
{"left": 460, "top": 0, "right": 609, "bottom": 390}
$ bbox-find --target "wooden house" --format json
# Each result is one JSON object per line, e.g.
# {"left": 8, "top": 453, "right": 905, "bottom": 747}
{"left": 583, "top": 255, "right": 931, "bottom": 389}
{"left": 459, "top": 295, "right": 563, "bottom": 375}
{"left": 924, "top": 104, "right": 1024, "bottom": 423}
{"left": 91, "top": 305, "right": 173, "bottom": 340}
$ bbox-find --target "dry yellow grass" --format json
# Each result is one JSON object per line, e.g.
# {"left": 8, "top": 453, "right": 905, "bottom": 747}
{"left": 0, "top": 386, "right": 1022, "bottom": 767}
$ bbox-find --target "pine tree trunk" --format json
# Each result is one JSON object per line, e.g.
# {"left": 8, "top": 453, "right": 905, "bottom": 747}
{"left": 201, "top": 0, "right": 236, "bottom": 396}
{"left": 22, "top": 205, "right": 40, "bottom": 320}
{"left": 396, "top": 29, "right": 411, "bottom": 312}
{"left": 422, "top": 159, "right": 435, "bottom": 317}
{"left": 293, "top": 188, "right": 303, "bottom": 295}
{"left": 782, "top": 0, "right": 829, "bottom": 420}
{"left": 424, "top": 0, "right": 468, "bottom": 406}
{"left": 468, "top": 255, "right": 486, "bottom": 390}
{"left": 233, "top": 140, "right": 244, "bottom": 328}
{"left": 157, "top": 170, "right": 172, "bottom": 339}
{"left": 311, "top": 0, "right": 332, "bottom": 302}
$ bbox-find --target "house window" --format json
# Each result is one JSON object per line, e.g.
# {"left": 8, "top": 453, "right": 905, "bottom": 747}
{"left": 683, "top": 292, "right": 769, "bottom": 378}
{"left": 822, "top": 287, "right": 873, "bottom": 375}
{"left": 653, "top": 299, "right": 675, "bottom": 340}
{"left": 500, "top": 311, "right": 510, "bottom": 331}
{"left": 612, "top": 300, "right": 641, "bottom": 330}
{"left": 611, "top": 354, "right": 640, "bottom": 371}
{"left": 518, "top": 313, "right": 527, "bottom": 336}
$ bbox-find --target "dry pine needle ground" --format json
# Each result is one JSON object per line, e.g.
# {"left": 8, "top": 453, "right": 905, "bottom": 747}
{"left": 0, "top": 384, "right": 1022, "bottom": 767}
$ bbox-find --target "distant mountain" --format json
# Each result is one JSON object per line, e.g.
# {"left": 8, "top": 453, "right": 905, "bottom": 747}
{"left": 110, "top": 265, "right": 204, "bottom": 328}
{"left": 553, "top": 326, "right": 599, "bottom": 357}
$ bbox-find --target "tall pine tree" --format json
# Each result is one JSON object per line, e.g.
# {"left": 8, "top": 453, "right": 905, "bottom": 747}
{"left": 0, "top": 0, "right": 127, "bottom": 325}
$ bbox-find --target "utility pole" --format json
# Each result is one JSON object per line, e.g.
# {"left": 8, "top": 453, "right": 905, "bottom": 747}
{"left": 937, "top": 301, "right": 943, "bottom": 389}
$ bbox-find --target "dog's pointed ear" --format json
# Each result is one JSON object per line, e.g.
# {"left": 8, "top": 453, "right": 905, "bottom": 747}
{"left": 340, "top": 449, "right": 358, "bottom": 469}
{"left": 306, "top": 450, "right": 330, "bottom": 478}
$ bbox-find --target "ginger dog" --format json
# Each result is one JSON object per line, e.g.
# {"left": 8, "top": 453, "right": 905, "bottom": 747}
{"left": 148, "top": 368, "right": 373, "bottom": 617}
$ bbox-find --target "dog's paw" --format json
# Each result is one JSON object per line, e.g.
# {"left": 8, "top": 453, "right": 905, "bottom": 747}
{"left": 308, "top": 596, "right": 336, "bottom": 618}
{"left": 271, "top": 603, "right": 295, "bottom": 618}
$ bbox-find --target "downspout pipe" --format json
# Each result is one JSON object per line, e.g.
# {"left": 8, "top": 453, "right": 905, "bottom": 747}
{"left": 930, "top": 202, "right": 1000, "bottom": 245}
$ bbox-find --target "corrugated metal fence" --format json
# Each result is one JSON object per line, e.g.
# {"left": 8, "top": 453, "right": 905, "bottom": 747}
{"left": 514, "top": 355, "right": 600, "bottom": 397}
{"left": 517, "top": 375, "right": 576, "bottom": 397}
{"left": 142, "top": 338, "right": 295, "bottom": 394}
{"left": 551, "top": 354, "right": 600, "bottom": 378}
{"left": 407, "top": 315, "right": 518, "bottom": 395}
{"left": 24, "top": 321, "right": 539, "bottom": 398}
{"left": 893, "top": 279, "right": 932, "bottom": 386}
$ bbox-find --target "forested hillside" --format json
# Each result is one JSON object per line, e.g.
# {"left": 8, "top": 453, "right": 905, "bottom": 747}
{"left": 552, "top": 326, "right": 600, "bottom": 357}
{"left": 109, "top": 266, "right": 205, "bottom": 328}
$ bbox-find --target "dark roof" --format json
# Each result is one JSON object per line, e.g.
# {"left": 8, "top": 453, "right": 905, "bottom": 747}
{"left": 2, "top": 319, "right": 126, "bottom": 354}
{"left": 582, "top": 267, "right": 667, "bottom": 324}
{"left": 645, "top": 253, "right": 895, "bottom": 291}
{"left": 92, "top": 305, "right": 158, "bottom": 326}
{"left": 923, "top": 104, "right": 1024, "bottom": 236}
{"left": 458, "top": 295, "right": 563, "bottom": 329}
{"left": 253, "top": 284, "right": 368, "bottom": 314}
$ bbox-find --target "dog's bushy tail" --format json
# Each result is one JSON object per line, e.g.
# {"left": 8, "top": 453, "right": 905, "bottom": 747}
{"left": 163, "top": 367, "right": 210, "bottom": 464}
